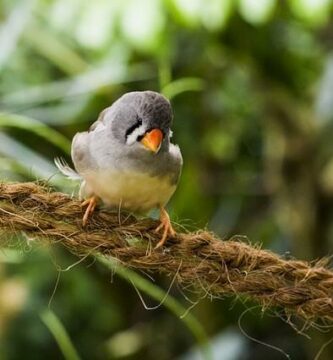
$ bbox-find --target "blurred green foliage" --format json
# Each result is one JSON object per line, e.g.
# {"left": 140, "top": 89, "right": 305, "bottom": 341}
{"left": 1, "top": 0, "right": 333, "bottom": 359}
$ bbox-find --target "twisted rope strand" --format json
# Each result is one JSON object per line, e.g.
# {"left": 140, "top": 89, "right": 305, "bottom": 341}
{"left": 0, "top": 182, "right": 333, "bottom": 322}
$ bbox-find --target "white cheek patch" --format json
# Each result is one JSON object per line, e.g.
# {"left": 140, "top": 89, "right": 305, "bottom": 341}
{"left": 169, "top": 130, "right": 173, "bottom": 138}
{"left": 126, "top": 123, "right": 146, "bottom": 145}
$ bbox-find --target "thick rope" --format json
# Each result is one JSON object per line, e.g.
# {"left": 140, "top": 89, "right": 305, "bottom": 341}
{"left": 0, "top": 182, "right": 333, "bottom": 323}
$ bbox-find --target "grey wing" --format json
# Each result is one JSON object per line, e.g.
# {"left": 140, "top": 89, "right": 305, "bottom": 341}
{"left": 71, "top": 132, "right": 96, "bottom": 173}
{"left": 71, "top": 109, "right": 112, "bottom": 173}
{"left": 88, "top": 107, "right": 109, "bottom": 132}
{"left": 170, "top": 143, "right": 183, "bottom": 184}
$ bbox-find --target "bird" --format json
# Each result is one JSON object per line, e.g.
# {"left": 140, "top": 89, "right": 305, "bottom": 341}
{"left": 55, "top": 90, "right": 183, "bottom": 249}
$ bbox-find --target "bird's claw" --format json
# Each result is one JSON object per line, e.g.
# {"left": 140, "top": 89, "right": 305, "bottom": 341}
{"left": 154, "top": 207, "right": 175, "bottom": 249}
{"left": 81, "top": 196, "right": 98, "bottom": 226}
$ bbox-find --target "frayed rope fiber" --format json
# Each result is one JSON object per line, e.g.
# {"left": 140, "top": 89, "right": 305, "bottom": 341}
{"left": 1, "top": 182, "right": 333, "bottom": 322}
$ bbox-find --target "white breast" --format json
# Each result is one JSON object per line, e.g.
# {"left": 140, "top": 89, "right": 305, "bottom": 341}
{"left": 81, "top": 170, "right": 176, "bottom": 212}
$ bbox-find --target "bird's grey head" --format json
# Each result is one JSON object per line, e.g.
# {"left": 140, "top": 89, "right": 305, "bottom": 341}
{"left": 101, "top": 91, "right": 173, "bottom": 154}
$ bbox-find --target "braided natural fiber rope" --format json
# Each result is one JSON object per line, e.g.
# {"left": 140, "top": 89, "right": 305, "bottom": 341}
{"left": 0, "top": 182, "right": 333, "bottom": 322}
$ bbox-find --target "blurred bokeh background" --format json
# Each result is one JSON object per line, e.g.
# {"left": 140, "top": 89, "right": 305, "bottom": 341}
{"left": 1, "top": 0, "right": 333, "bottom": 359}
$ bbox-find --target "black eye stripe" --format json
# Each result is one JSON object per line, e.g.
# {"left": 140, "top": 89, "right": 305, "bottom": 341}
{"left": 125, "top": 116, "right": 143, "bottom": 138}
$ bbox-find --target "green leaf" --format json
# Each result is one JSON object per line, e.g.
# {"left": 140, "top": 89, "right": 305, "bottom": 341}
{"left": 40, "top": 310, "right": 81, "bottom": 360}
{"left": 161, "top": 77, "right": 205, "bottom": 99}
{"left": 24, "top": 22, "right": 88, "bottom": 75}
{"left": 0, "top": 113, "right": 71, "bottom": 154}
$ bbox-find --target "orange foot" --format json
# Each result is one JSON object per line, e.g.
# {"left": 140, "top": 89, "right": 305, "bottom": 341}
{"left": 81, "top": 196, "right": 98, "bottom": 226}
{"left": 154, "top": 207, "right": 176, "bottom": 249}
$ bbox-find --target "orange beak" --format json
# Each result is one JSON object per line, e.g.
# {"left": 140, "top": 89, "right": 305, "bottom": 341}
{"left": 140, "top": 128, "right": 163, "bottom": 153}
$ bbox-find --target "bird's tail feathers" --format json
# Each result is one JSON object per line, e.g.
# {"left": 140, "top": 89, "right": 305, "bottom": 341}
{"left": 54, "top": 157, "right": 82, "bottom": 180}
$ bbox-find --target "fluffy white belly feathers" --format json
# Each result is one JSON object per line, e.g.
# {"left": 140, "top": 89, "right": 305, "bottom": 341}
{"left": 82, "top": 170, "right": 176, "bottom": 213}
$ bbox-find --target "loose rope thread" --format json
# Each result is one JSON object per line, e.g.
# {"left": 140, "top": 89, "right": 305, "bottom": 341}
{"left": 0, "top": 182, "right": 333, "bottom": 323}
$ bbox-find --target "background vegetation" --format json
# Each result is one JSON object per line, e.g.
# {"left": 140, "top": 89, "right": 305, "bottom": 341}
{"left": 1, "top": 0, "right": 333, "bottom": 359}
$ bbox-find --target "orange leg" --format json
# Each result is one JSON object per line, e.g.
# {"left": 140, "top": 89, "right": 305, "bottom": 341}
{"left": 154, "top": 206, "right": 176, "bottom": 249}
{"left": 81, "top": 196, "right": 98, "bottom": 226}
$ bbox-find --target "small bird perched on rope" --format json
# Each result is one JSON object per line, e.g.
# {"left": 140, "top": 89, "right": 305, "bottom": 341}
{"left": 55, "top": 91, "right": 183, "bottom": 248}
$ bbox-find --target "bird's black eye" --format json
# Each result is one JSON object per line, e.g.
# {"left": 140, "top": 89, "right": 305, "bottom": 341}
{"left": 125, "top": 116, "right": 143, "bottom": 138}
